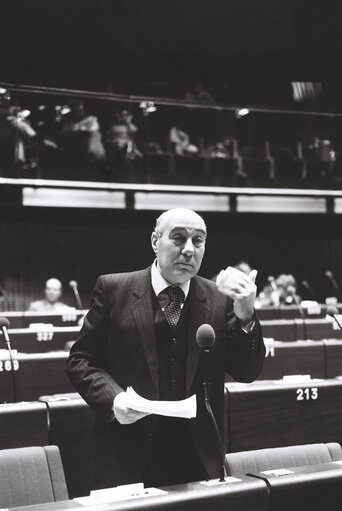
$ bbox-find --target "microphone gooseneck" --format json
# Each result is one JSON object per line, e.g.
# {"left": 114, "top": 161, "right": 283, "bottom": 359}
{"left": 69, "top": 280, "right": 83, "bottom": 310}
{"left": 287, "top": 286, "right": 307, "bottom": 340}
{"left": 0, "top": 317, "right": 17, "bottom": 402}
{"left": 325, "top": 270, "right": 339, "bottom": 298}
{"left": 196, "top": 324, "right": 229, "bottom": 481}
{"left": 327, "top": 305, "right": 342, "bottom": 330}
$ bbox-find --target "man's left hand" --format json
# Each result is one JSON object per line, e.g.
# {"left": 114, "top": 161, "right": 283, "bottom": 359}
{"left": 216, "top": 266, "right": 257, "bottom": 324}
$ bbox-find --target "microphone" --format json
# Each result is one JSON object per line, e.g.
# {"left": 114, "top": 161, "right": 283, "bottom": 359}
{"left": 0, "top": 317, "right": 10, "bottom": 346}
{"left": 267, "top": 275, "right": 278, "bottom": 292}
{"left": 196, "top": 324, "right": 228, "bottom": 481}
{"left": 0, "top": 317, "right": 17, "bottom": 402}
{"left": 69, "top": 280, "right": 83, "bottom": 310}
{"left": 301, "top": 279, "right": 316, "bottom": 301}
{"left": 267, "top": 275, "right": 280, "bottom": 307}
{"left": 325, "top": 270, "right": 339, "bottom": 293}
{"left": 287, "top": 286, "right": 307, "bottom": 340}
{"left": 196, "top": 323, "right": 216, "bottom": 350}
{"left": 326, "top": 305, "right": 342, "bottom": 330}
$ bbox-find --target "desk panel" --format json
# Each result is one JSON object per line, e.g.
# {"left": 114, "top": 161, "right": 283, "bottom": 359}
{"left": 0, "top": 401, "right": 48, "bottom": 448}
{"left": 249, "top": 462, "right": 342, "bottom": 511}
{"left": 225, "top": 379, "right": 342, "bottom": 453}
{"left": 40, "top": 397, "right": 96, "bottom": 499}
{"left": 324, "top": 341, "right": 342, "bottom": 378}
{"left": 226, "top": 340, "right": 326, "bottom": 381}
{"left": 260, "top": 318, "right": 342, "bottom": 342}
{"left": 1, "top": 327, "right": 79, "bottom": 353}
{"left": 8, "top": 477, "right": 269, "bottom": 511}
{"left": 2, "top": 310, "right": 86, "bottom": 329}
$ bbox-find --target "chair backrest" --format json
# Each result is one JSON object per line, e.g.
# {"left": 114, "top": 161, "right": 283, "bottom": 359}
{"left": 0, "top": 445, "right": 69, "bottom": 508}
{"left": 226, "top": 442, "right": 342, "bottom": 476}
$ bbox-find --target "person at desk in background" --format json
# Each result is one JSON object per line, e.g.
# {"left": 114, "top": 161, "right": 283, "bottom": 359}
{"left": 29, "top": 278, "right": 70, "bottom": 312}
{"left": 66, "top": 208, "right": 265, "bottom": 489}
{"left": 255, "top": 273, "right": 301, "bottom": 308}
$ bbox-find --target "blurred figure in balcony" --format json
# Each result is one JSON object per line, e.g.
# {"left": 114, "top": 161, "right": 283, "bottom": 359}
{"left": 60, "top": 99, "right": 106, "bottom": 168}
{"left": 105, "top": 108, "right": 142, "bottom": 172}
{"left": 306, "top": 134, "right": 336, "bottom": 179}
{"left": 168, "top": 126, "right": 199, "bottom": 156}
{"left": 0, "top": 89, "right": 42, "bottom": 171}
{"left": 184, "top": 83, "right": 216, "bottom": 104}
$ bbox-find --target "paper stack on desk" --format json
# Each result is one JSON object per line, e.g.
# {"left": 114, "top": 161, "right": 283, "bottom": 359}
{"left": 124, "top": 386, "right": 197, "bottom": 419}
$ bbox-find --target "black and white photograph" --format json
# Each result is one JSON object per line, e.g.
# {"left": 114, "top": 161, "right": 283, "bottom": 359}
{"left": 1, "top": 1, "right": 342, "bottom": 509}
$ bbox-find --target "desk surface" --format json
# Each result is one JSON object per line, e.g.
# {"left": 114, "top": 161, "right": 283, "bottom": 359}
{"left": 8, "top": 477, "right": 268, "bottom": 511}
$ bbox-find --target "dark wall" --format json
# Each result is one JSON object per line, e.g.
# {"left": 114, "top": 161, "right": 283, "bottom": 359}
{"left": 1, "top": 205, "right": 341, "bottom": 310}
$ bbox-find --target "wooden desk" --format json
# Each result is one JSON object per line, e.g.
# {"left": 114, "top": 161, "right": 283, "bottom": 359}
{"left": 226, "top": 340, "right": 326, "bottom": 381}
{"left": 324, "top": 340, "right": 342, "bottom": 378}
{"left": 260, "top": 318, "right": 342, "bottom": 342}
{"left": 225, "top": 378, "right": 342, "bottom": 453}
{"left": 0, "top": 401, "right": 48, "bottom": 449}
{"left": 257, "top": 304, "right": 342, "bottom": 321}
{"left": 8, "top": 477, "right": 269, "bottom": 511}
{"left": 39, "top": 396, "right": 96, "bottom": 498}
{"left": 249, "top": 462, "right": 342, "bottom": 511}
{"left": 1, "top": 326, "right": 80, "bottom": 353}
{"left": 0, "top": 351, "right": 74, "bottom": 403}
{"left": 2, "top": 310, "right": 86, "bottom": 329}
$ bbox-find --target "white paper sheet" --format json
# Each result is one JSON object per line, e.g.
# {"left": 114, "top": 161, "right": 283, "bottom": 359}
{"left": 124, "top": 386, "right": 197, "bottom": 419}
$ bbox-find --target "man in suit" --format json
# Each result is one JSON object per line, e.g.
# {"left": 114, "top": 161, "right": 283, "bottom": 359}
{"left": 66, "top": 208, "right": 265, "bottom": 488}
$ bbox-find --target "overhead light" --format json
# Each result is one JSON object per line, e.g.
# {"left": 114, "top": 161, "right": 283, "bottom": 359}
{"left": 139, "top": 101, "right": 157, "bottom": 116}
{"left": 0, "top": 87, "right": 7, "bottom": 95}
{"left": 235, "top": 108, "right": 250, "bottom": 119}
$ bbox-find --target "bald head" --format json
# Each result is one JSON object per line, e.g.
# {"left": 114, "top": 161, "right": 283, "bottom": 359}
{"left": 154, "top": 208, "right": 207, "bottom": 237}
{"left": 45, "top": 278, "right": 63, "bottom": 303}
{"left": 151, "top": 209, "right": 207, "bottom": 285}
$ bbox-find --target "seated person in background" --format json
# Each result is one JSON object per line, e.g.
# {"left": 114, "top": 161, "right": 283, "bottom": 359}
{"left": 29, "top": 278, "right": 70, "bottom": 312}
{"left": 255, "top": 273, "right": 301, "bottom": 308}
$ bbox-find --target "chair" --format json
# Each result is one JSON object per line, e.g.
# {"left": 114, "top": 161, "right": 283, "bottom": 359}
{"left": 225, "top": 442, "right": 342, "bottom": 476}
{"left": 0, "top": 445, "right": 69, "bottom": 508}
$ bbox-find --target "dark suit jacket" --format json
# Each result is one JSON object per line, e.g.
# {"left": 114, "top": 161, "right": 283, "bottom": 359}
{"left": 66, "top": 267, "right": 265, "bottom": 485}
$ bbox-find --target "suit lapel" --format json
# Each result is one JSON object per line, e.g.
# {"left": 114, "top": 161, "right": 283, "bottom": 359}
{"left": 130, "top": 268, "right": 159, "bottom": 396}
{"left": 186, "top": 276, "right": 211, "bottom": 395}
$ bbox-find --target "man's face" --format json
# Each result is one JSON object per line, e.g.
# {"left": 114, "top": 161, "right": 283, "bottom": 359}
{"left": 45, "top": 280, "right": 62, "bottom": 303}
{"left": 151, "top": 210, "right": 207, "bottom": 285}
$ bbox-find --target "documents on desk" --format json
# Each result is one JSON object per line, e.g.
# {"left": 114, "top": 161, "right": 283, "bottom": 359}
{"left": 74, "top": 483, "right": 166, "bottom": 506}
{"left": 124, "top": 386, "right": 197, "bottom": 419}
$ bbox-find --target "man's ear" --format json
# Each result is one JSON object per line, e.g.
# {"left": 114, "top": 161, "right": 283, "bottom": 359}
{"left": 151, "top": 231, "right": 158, "bottom": 253}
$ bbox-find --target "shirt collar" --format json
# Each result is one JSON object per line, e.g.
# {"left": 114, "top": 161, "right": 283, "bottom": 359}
{"left": 151, "top": 260, "right": 190, "bottom": 299}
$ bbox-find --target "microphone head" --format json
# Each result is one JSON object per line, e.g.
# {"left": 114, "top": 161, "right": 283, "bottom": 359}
{"left": 267, "top": 275, "right": 275, "bottom": 283}
{"left": 69, "top": 280, "right": 78, "bottom": 288}
{"left": 196, "top": 324, "right": 216, "bottom": 349}
{"left": 327, "top": 305, "right": 339, "bottom": 317}
{"left": 0, "top": 317, "right": 10, "bottom": 329}
{"left": 325, "top": 270, "right": 333, "bottom": 278}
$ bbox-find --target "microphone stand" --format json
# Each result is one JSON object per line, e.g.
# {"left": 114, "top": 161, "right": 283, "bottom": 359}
{"left": 2, "top": 327, "right": 17, "bottom": 403}
{"left": 202, "top": 348, "right": 229, "bottom": 481}
{"left": 290, "top": 291, "right": 307, "bottom": 341}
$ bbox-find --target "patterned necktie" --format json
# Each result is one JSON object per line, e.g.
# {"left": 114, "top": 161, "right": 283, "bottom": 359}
{"left": 162, "top": 286, "right": 184, "bottom": 331}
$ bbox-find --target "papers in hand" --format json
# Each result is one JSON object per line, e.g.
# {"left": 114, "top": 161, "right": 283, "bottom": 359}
{"left": 124, "top": 387, "right": 197, "bottom": 419}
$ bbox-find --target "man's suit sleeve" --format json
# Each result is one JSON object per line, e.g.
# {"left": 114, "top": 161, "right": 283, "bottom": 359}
{"left": 224, "top": 305, "right": 265, "bottom": 383}
{"left": 65, "top": 275, "right": 124, "bottom": 422}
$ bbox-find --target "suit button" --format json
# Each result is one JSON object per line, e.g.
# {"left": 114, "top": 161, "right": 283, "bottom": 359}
{"left": 147, "top": 432, "right": 153, "bottom": 442}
